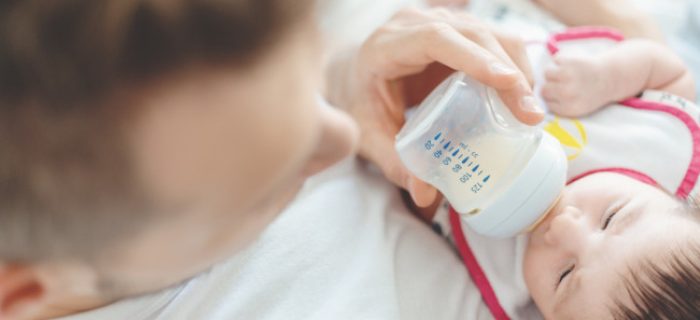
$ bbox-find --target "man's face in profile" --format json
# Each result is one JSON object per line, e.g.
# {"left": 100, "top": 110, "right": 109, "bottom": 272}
{"left": 0, "top": 19, "right": 359, "bottom": 320}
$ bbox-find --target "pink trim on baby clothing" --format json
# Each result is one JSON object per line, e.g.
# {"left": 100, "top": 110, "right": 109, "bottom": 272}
{"left": 449, "top": 207, "right": 511, "bottom": 320}
{"left": 567, "top": 167, "right": 660, "bottom": 187}
{"left": 547, "top": 26, "right": 625, "bottom": 55}
{"left": 619, "top": 98, "right": 700, "bottom": 199}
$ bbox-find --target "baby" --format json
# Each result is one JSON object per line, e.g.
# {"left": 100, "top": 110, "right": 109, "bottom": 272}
{"left": 525, "top": 30, "right": 700, "bottom": 319}
{"left": 427, "top": 5, "right": 700, "bottom": 320}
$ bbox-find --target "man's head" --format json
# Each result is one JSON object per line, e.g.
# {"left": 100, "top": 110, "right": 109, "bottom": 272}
{"left": 524, "top": 172, "right": 700, "bottom": 319}
{"left": 0, "top": 0, "right": 358, "bottom": 318}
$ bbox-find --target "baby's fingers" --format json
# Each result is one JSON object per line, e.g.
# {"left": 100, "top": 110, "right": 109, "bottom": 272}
{"left": 541, "top": 82, "right": 565, "bottom": 103}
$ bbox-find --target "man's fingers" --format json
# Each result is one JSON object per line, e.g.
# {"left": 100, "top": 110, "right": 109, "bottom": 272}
{"left": 444, "top": 24, "right": 544, "bottom": 124}
{"left": 407, "top": 176, "right": 438, "bottom": 207}
{"left": 378, "top": 22, "right": 543, "bottom": 123}
{"left": 443, "top": 16, "right": 541, "bottom": 123}
{"left": 361, "top": 128, "right": 411, "bottom": 188}
{"left": 367, "top": 19, "right": 515, "bottom": 84}
{"left": 497, "top": 87, "right": 545, "bottom": 125}
{"left": 420, "top": 23, "right": 523, "bottom": 90}
{"left": 366, "top": 8, "right": 545, "bottom": 125}
{"left": 363, "top": 130, "right": 438, "bottom": 207}
{"left": 396, "top": 8, "right": 533, "bottom": 90}
{"left": 493, "top": 29, "right": 535, "bottom": 86}
{"left": 353, "top": 7, "right": 549, "bottom": 210}
{"left": 417, "top": 24, "right": 544, "bottom": 124}
{"left": 417, "top": 24, "right": 545, "bottom": 125}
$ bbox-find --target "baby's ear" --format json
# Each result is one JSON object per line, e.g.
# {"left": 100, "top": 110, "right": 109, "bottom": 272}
{"left": 0, "top": 264, "right": 46, "bottom": 320}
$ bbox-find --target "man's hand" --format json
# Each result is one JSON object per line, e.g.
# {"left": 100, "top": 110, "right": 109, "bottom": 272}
{"left": 326, "top": 7, "right": 544, "bottom": 207}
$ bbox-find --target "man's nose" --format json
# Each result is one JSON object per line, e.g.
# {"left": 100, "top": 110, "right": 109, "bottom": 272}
{"left": 544, "top": 206, "right": 588, "bottom": 253}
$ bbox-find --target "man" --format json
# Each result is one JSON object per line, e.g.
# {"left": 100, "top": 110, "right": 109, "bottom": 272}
{"left": 0, "top": 1, "right": 539, "bottom": 318}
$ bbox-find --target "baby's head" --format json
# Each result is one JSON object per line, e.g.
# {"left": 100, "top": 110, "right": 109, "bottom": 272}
{"left": 524, "top": 172, "right": 700, "bottom": 319}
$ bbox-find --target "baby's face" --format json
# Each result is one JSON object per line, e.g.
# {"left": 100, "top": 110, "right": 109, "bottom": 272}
{"left": 523, "top": 172, "right": 700, "bottom": 319}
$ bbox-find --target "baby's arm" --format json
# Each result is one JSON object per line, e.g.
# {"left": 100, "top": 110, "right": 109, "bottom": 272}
{"left": 534, "top": 0, "right": 664, "bottom": 41}
{"left": 542, "top": 39, "right": 696, "bottom": 117}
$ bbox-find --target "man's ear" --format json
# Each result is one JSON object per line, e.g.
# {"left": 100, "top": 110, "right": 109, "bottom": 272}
{"left": 0, "top": 264, "right": 46, "bottom": 320}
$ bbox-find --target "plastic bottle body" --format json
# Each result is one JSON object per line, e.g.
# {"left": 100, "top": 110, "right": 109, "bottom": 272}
{"left": 396, "top": 72, "right": 567, "bottom": 237}
{"left": 397, "top": 73, "right": 540, "bottom": 214}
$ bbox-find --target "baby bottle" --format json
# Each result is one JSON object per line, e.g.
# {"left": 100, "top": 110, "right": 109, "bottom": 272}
{"left": 396, "top": 72, "right": 567, "bottom": 238}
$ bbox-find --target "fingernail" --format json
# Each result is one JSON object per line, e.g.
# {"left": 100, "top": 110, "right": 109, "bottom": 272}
{"left": 490, "top": 61, "right": 518, "bottom": 76}
{"left": 521, "top": 95, "right": 544, "bottom": 114}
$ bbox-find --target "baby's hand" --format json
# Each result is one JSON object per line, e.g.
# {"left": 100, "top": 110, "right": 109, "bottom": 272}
{"left": 541, "top": 54, "right": 613, "bottom": 117}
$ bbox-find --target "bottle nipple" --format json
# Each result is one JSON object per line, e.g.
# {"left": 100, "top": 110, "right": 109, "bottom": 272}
{"left": 525, "top": 191, "right": 563, "bottom": 233}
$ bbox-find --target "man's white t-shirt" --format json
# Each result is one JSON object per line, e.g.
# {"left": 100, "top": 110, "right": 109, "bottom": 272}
{"left": 60, "top": 159, "right": 497, "bottom": 320}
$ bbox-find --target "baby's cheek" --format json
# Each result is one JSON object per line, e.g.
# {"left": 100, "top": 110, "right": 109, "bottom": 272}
{"left": 522, "top": 259, "right": 555, "bottom": 316}
{"left": 523, "top": 246, "right": 545, "bottom": 288}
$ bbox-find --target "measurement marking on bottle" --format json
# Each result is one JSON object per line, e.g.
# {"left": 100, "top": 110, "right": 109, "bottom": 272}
{"left": 461, "top": 157, "right": 469, "bottom": 164}
{"left": 443, "top": 141, "right": 451, "bottom": 149}
{"left": 472, "top": 164, "right": 480, "bottom": 173}
{"left": 434, "top": 132, "right": 442, "bottom": 141}
{"left": 483, "top": 175, "right": 490, "bottom": 183}
{"left": 452, "top": 149, "right": 460, "bottom": 157}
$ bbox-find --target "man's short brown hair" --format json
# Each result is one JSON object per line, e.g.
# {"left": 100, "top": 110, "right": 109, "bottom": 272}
{"left": 0, "top": 0, "right": 314, "bottom": 263}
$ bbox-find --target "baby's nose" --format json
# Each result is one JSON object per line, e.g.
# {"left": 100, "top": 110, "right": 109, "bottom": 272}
{"left": 544, "top": 206, "right": 588, "bottom": 252}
